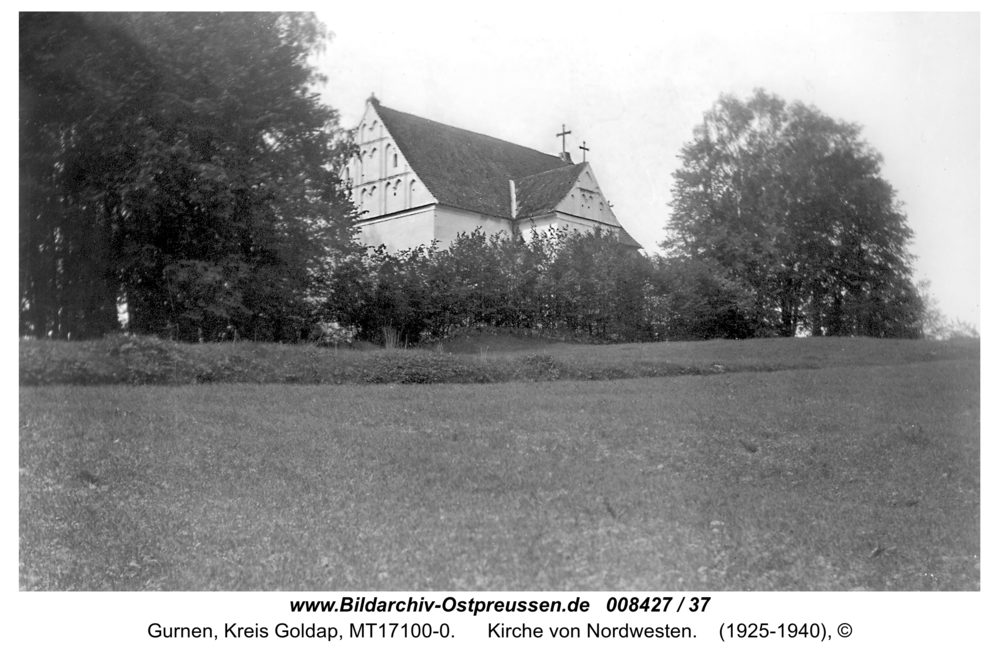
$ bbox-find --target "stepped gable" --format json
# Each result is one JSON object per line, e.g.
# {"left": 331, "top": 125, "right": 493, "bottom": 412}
{"left": 375, "top": 103, "right": 573, "bottom": 219}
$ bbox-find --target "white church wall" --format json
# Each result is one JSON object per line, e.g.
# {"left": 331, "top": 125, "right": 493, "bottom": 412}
{"left": 358, "top": 206, "right": 437, "bottom": 252}
{"left": 433, "top": 206, "right": 512, "bottom": 246}
{"left": 516, "top": 212, "right": 623, "bottom": 242}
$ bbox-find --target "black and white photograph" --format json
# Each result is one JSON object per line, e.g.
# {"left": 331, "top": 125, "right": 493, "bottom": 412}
{"left": 16, "top": 4, "right": 984, "bottom": 650}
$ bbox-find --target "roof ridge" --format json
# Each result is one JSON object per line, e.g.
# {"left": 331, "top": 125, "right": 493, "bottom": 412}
{"left": 515, "top": 162, "right": 583, "bottom": 183}
{"left": 375, "top": 103, "right": 566, "bottom": 166}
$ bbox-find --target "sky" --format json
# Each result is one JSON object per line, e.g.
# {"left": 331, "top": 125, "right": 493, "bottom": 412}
{"left": 312, "top": 8, "right": 981, "bottom": 329}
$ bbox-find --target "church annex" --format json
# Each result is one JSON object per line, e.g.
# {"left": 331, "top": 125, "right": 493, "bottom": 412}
{"left": 341, "top": 96, "right": 641, "bottom": 252}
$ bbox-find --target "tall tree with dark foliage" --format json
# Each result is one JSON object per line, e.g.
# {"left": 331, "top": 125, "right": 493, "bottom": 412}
{"left": 20, "top": 12, "right": 358, "bottom": 341}
{"left": 663, "top": 89, "right": 922, "bottom": 338}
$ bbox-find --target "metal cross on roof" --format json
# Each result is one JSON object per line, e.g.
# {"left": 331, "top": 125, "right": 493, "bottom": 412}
{"left": 556, "top": 124, "right": 572, "bottom": 152}
{"left": 579, "top": 141, "right": 589, "bottom": 162}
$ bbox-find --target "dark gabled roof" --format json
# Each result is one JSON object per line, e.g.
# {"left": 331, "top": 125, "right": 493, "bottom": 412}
{"left": 514, "top": 163, "right": 586, "bottom": 219}
{"left": 374, "top": 103, "right": 573, "bottom": 218}
{"left": 617, "top": 227, "right": 644, "bottom": 250}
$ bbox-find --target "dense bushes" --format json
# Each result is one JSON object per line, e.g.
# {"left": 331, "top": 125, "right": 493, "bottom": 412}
{"left": 324, "top": 227, "right": 659, "bottom": 346}
{"left": 325, "top": 223, "right": 921, "bottom": 346}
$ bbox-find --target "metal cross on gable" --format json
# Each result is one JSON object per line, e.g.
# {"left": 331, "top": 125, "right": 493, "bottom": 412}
{"left": 556, "top": 124, "right": 572, "bottom": 152}
{"left": 579, "top": 141, "right": 589, "bottom": 162}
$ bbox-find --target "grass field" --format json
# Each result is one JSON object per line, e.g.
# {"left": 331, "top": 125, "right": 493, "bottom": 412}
{"left": 19, "top": 331, "right": 979, "bottom": 385}
{"left": 19, "top": 338, "right": 979, "bottom": 590}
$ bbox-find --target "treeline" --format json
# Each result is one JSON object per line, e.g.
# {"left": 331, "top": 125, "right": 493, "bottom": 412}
{"left": 20, "top": 15, "right": 929, "bottom": 345}
{"left": 317, "top": 225, "right": 923, "bottom": 346}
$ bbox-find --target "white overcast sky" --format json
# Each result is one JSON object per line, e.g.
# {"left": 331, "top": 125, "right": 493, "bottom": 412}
{"left": 312, "top": 7, "right": 981, "bottom": 328}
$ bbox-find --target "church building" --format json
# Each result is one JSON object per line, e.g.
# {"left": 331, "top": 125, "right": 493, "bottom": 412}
{"left": 341, "top": 96, "right": 641, "bottom": 252}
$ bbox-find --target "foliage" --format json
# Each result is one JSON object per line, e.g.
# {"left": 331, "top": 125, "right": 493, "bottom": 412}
{"left": 649, "top": 256, "right": 757, "bottom": 340}
{"left": 324, "top": 227, "right": 656, "bottom": 345}
{"left": 663, "top": 89, "right": 923, "bottom": 339}
{"left": 19, "top": 12, "right": 358, "bottom": 342}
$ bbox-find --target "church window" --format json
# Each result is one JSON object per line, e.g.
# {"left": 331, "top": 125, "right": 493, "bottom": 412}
{"left": 394, "top": 153, "right": 398, "bottom": 168}
{"left": 410, "top": 180, "right": 420, "bottom": 206}
{"left": 388, "top": 179, "right": 404, "bottom": 213}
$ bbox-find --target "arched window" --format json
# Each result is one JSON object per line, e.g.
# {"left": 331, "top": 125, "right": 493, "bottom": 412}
{"left": 388, "top": 179, "right": 403, "bottom": 213}
{"left": 359, "top": 188, "right": 368, "bottom": 214}
{"left": 410, "top": 180, "right": 420, "bottom": 207}
{"left": 394, "top": 153, "right": 399, "bottom": 168}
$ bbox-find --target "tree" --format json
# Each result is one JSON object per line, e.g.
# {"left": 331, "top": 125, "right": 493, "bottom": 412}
{"left": 663, "top": 89, "right": 922, "bottom": 338}
{"left": 916, "top": 280, "right": 979, "bottom": 340}
{"left": 20, "top": 12, "right": 357, "bottom": 341}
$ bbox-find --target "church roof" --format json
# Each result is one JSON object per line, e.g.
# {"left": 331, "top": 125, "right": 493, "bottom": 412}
{"left": 616, "top": 228, "right": 643, "bottom": 249}
{"left": 369, "top": 100, "right": 644, "bottom": 250}
{"left": 374, "top": 103, "right": 573, "bottom": 219}
{"left": 514, "top": 164, "right": 587, "bottom": 219}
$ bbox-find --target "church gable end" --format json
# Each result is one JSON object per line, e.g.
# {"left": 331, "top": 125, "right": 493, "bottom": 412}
{"left": 553, "top": 163, "right": 620, "bottom": 228}
{"left": 342, "top": 98, "right": 437, "bottom": 221}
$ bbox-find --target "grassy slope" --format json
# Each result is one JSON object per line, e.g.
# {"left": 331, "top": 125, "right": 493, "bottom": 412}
{"left": 19, "top": 333, "right": 979, "bottom": 385}
{"left": 19, "top": 345, "right": 979, "bottom": 590}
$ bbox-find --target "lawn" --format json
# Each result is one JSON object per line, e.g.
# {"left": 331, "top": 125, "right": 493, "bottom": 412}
{"left": 19, "top": 338, "right": 979, "bottom": 591}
